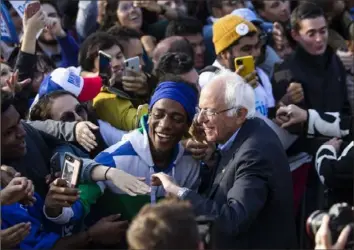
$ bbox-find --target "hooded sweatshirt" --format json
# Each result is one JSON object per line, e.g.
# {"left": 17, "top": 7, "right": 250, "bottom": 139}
{"left": 93, "top": 115, "right": 200, "bottom": 220}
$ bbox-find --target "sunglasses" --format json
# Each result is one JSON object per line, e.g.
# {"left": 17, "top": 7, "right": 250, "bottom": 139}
{"left": 59, "top": 104, "right": 87, "bottom": 122}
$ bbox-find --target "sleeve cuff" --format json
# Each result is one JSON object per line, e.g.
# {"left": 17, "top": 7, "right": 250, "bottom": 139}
{"left": 177, "top": 187, "right": 191, "bottom": 200}
{"left": 43, "top": 206, "right": 74, "bottom": 225}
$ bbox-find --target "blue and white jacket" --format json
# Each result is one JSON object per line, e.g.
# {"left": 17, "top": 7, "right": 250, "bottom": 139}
{"left": 95, "top": 115, "right": 201, "bottom": 197}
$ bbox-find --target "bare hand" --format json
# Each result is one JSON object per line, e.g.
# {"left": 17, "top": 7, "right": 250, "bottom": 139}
{"left": 106, "top": 168, "right": 150, "bottom": 196}
{"left": 182, "top": 138, "right": 209, "bottom": 160}
{"left": 1, "top": 165, "right": 20, "bottom": 187}
{"left": 1, "top": 177, "right": 36, "bottom": 206}
{"left": 236, "top": 65, "right": 258, "bottom": 88}
{"left": 315, "top": 214, "right": 351, "bottom": 249}
{"left": 133, "top": 0, "right": 161, "bottom": 12}
{"left": 45, "top": 178, "right": 79, "bottom": 209}
{"left": 282, "top": 82, "right": 304, "bottom": 105}
{"left": 324, "top": 138, "right": 343, "bottom": 153}
{"left": 88, "top": 214, "right": 129, "bottom": 245}
{"left": 272, "top": 22, "right": 285, "bottom": 51}
{"left": 75, "top": 121, "right": 98, "bottom": 152}
{"left": 23, "top": 7, "right": 46, "bottom": 34}
{"left": 1, "top": 70, "right": 31, "bottom": 96}
{"left": 45, "top": 17, "right": 66, "bottom": 38}
{"left": 276, "top": 104, "right": 308, "bottom": 128}
{"left": 122, "top": 69, "right": 148, "bottom": 95}
{"left": 0, "top": 222, "right": 31, "bottom": 248}
{"left": 151, "top": 172, "right": 180, "bottom": 194}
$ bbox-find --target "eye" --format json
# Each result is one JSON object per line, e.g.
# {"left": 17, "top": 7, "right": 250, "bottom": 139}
{"left": 152, "top": 112, "right": 164, "bottom": 119}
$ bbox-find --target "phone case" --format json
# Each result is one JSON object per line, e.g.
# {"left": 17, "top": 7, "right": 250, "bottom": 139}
{"left": 62, "top": 153, "right": 82, "bottom": 187}
{"left": 234, "top": 56, "right": 255, "bottom": 78}
{"left": 124, "top": 56, "right": 140, "bottom": 72}
{"left": 26, "top": 2, "right": 41, "bottom": 19}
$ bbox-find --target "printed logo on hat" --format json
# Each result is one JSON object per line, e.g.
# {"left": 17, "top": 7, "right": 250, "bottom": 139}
{"left": 67, "top": 71, "right": 81, "bottom": 88}
{"left": 235, "top": 23, "right": 249, "bottom": 36}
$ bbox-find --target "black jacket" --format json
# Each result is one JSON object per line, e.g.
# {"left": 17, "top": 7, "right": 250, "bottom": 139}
{"left": 272, "top": 46, "right": 352, "bottom": 154}
{"left": 315, "top": 141, "right": 354, "bottom": 207}
{"left": 183, "top": 118, "right": 297, "bottom": 249}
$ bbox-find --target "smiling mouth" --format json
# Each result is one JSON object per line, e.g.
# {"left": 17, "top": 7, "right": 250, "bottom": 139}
{"left": 156, "top": 132, "right": 174, "bottom": 142}
{"left": 130, "top": 14, "right": 140, "bottom": 21}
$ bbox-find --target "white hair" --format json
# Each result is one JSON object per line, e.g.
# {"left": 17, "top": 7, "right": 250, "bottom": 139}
{"left": 209, "top": 69, "right": 256, "bottom": 119}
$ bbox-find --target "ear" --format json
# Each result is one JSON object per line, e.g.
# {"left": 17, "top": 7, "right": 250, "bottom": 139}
{"left": 236, "top": 107, "right": 248, "bottom": 124}
{"left": 291, "top": 29, "right": 300, "bottom": 43}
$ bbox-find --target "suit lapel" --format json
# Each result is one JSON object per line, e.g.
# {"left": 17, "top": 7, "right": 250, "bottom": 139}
{"left": 207, "top": 119, "right": 257, "bottom": 198}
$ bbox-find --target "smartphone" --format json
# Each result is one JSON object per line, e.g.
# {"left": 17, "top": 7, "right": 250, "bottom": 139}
{"left": 25, "top": 1, "right": 41, "bottom": 19}
{"left": 98, "top": 50, "right": 112, "bottom": 84}
{"left": 124, "top": 56, "right": 140, "bottom": 73}
{"left": 61, "top": 153, "right": 82, "bottom": 188}
{"left": 234, "top": 56, "right": 255, "bottom": 79}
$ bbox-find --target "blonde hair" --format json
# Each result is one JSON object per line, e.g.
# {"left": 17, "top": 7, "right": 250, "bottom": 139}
{"left": 127, "top": 198, "right": 200, "bottom": 250}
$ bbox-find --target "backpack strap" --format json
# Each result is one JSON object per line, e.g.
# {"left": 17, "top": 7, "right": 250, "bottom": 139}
{"left": 198, "top": 65, "right": 220, "bottom": 74}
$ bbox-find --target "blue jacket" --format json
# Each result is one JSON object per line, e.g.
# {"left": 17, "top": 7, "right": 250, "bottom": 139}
{"left": 1, "top": 192, "right": 86, "bottom": 249}
{"left": 1, "top": 193, "right": 60, "bottom": 249}
{"left": 58, "top": 34, "right": 79, "bottom": 68}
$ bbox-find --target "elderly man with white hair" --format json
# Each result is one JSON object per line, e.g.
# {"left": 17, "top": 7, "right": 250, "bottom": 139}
{"left": 151, "top": 70, "right": 297, "bottom": 249}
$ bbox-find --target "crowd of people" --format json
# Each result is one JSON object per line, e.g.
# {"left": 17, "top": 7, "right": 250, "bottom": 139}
{"left": 1, "top": 0, "right": 353, "bottom": 249}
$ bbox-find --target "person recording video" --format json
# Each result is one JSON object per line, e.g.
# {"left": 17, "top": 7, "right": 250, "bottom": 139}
{"left": 315, "top": 139, "right": 354, "bottom": 207}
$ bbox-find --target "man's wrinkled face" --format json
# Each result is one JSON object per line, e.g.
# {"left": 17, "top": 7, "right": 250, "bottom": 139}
{"left": 184, "top": 34, "right": 206, "bottom": 69}
{"left": 1, "top": 106, "right": 27, "bottom": 159}
{"left": 197, "top": 83, "right": 241, "bottom": 144}
{"left": 259, "top": 0, "right": 290, "bottom": 23}
{"left": 292, "top": 17, "right": 328, "bottom": 55}
{"left": 148, "top": 99, "right": 189, "bottom": 154}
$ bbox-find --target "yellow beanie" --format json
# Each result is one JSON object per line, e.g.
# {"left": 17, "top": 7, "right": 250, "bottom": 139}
{"left": 213, "top": 14, "right": 258, "bottom": 55}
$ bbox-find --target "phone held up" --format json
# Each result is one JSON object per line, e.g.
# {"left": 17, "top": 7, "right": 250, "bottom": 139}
{"left": 98, "top": 50, "right": 112, "bottom": 86}
{"left": 61, "top": 153, "right": 82, "bottom": 188}
{"left": 25, "top": 1, "right": 41, "bottom": 19}
{"left": 234, "top": 56, "right": 255, "bottom": 80}
{"left": 124, "top": 56, "right": 140, "bottom": 75}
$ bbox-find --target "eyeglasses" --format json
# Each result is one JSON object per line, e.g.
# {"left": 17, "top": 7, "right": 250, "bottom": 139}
{"left": 59, "top": 104, "right": 87, "bottom": 122}
{"left": 195, "top": 107, "right": 237, "bottom": 118}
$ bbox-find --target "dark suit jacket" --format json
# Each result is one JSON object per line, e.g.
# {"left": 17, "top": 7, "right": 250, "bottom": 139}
{"left": 184, "top": 118, "right": 297, "bottom": 249}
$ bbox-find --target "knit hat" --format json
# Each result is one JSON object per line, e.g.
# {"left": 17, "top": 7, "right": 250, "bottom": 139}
{"left": 213, "top": 14, "right": 258, "bottom": 55}
{"left": 38, "top": 67, "right": 102, "bottom": 102}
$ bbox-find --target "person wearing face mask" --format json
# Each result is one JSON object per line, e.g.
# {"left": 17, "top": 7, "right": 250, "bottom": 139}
{"left": 93, "top": 81, "right": 200, "bottom": 221}
{"left": 199, "top": 15, "right": 275, "bottom": 118}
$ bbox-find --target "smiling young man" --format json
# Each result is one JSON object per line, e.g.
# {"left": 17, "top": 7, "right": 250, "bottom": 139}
{"left": 94, "top": 81, "right": 200, "bottom": 220}
{"left": 271, "top": 3, "right": 352, "bottom": 149}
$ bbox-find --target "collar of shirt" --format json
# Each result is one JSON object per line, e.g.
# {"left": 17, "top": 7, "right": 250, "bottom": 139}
{"left": 218, "top": 129, "right": 240, "bottom": 152}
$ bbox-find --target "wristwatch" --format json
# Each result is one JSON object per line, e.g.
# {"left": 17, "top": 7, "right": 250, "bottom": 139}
{"left": 159, "top": 4, "right": 167, "bottom": 15}
{"left": 177, "top": 187, "right": 190, "bottom": 199}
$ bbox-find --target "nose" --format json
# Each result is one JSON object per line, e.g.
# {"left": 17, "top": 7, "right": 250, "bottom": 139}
{"left": 159, "top": 115, "right": 172, "bottom": 130}
{"left": 197, "top": 111, "right": 207, "bottom": 124}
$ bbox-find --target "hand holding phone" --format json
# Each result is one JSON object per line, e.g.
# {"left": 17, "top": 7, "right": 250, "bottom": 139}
{"left": 235, "top": 56, "right": 258, "bottom": 88}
